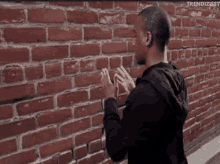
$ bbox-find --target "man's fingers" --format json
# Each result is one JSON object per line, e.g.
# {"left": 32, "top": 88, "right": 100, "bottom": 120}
{"left": 115, "top": 73, "right": 125, "bottom": 82}
{"left": 104, "top": 68, "right": 111, "bottom": 84}
{"left": 117, "top": 67, "right": 126, "bottom": 78}
{"left": 120, "top": 65, "right": 131, "bottom": 79}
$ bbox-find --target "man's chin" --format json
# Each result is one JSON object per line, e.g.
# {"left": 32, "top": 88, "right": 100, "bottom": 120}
{"left": 136, "top": 57, "right": 146, "bottom": 65}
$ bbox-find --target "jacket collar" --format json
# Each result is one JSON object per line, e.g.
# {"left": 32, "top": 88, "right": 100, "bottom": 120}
{"left": 135, "top": 62, "right": 177, "bottom": 85}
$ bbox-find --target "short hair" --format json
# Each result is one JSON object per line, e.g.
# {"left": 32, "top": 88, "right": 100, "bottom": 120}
{"left": 138, "top": 6, "right": 170, "bottom": 53}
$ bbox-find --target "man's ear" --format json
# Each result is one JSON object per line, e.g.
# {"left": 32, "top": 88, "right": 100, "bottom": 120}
{"left": 142, "top": 31, "right": 152, "bottom": 47}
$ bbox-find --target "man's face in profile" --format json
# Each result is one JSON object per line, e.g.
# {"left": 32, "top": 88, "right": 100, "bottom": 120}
{"left": 134, "top": 16, "right": 148, "bottom": 65}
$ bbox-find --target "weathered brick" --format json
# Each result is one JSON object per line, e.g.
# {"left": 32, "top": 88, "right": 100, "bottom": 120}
{"left": 4, "top": 28, "right": 46, "bottom": 43}
{"left": 22, "top": 128, "right": 57, "bottom": 148}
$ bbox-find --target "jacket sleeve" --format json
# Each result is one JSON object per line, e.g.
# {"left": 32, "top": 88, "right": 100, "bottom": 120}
{"left": 103, "top": 83, "right": 169, "bottom": 162}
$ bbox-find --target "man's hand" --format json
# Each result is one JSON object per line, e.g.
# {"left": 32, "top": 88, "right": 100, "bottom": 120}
{"left": 101, "top": 68, "right": 119, "bottom": 100}
{"left": 115, "top": 65, "right": 136, "bottom": 95}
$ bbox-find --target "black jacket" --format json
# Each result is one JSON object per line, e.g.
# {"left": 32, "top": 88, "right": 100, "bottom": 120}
{"left": 103, "top": 62, "right": 189, "bottom": 164}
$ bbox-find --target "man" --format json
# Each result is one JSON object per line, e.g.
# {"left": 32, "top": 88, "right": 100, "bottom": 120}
{"left": 101, "top": 6, "right": 189, "bottom": 164}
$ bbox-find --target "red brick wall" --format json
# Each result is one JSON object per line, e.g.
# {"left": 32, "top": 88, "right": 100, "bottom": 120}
{"left": 0, "top": 1, "right": 219, "bottom": 164}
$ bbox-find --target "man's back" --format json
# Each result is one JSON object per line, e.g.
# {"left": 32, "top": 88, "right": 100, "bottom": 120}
{"left": 103, "top": 62, "right": 188, "bottom": 164}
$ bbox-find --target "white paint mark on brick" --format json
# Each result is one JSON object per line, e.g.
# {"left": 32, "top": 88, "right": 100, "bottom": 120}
{"left": 190, "top": 11, "right": 202, "bottom": 17}
{"left": 24, "top": 104, "right": 29, "bottom": 108}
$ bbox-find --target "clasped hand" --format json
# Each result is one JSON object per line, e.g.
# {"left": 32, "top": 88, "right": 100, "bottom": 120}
{"left": 100, "top": 65, "right": 135, "bottom": 100}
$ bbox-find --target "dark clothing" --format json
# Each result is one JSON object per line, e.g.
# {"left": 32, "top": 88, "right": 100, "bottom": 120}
{"left": 103, "top": 62, "right": 189, "bottom": 164}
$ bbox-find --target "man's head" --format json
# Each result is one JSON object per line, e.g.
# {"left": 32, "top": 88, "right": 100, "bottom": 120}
{"left": 134, "top": 6, "right": 170, "bottom": 65}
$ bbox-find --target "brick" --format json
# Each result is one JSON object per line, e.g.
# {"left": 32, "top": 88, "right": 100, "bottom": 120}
{"left": 176, "top": 7, "right": 190, "bottom": 16}
{"left": 25, "top": 65, "right": 43, "bottom": 80}
{"left": 206, "top": 56, "right": 219, "bottom": 63}
{"left": 114, "top": 27, "right": 135, "bottom": 38}
{"left": 198, "top": 49, "right": 203, "bottom": 57}
{"left": 192, "top": 49, "right": 197, "bottom": 57}
{"left": 185, "top": 77, "right": 194, "bottom": 87}
{"left": 99, "top": 13, "right": 125, "bottom": 24}
{"left": 22, "top": 128, "right": 57, "bottom": 148}
{"left": 78, "top": 158, "right": 90, "bottom": 164}
{"left": 183, "top": 39, "right": 195, "bottom": 48}
{"left": 184, "top": 118, "right": 196, "bottom": 129}
{"left": 202, "top": 29, "right": 211, "bottom": 37}
{"left": 84, "top": 27, "right": 112, "bottom": 40}
{"left": 58, "top": 151, "right": 73, "bottom": 164}
{"left": 75, "top": 128, "right": 102, "bottom": 146}
{"left": 195, "top": 57, "right": 205, "bottom": 65}
{"left": 92, "top": 113, "right": 103, "bottom": 126}
{"left": 37, "top": 109, "right": 72, "bottom": 127}
{"left": 196, "top": 39, "right": 206, "bottom": 47}
{"left": 0, "top": 105, "right": 13, "bottom": 120}
{"left": 96, "top": 57, "right": 108, "bottom": 70}
{"left": 212, "top": 30, "right": 220, "bottom": 37}
{"left": 43, "top": 157, "right": 58, "bottom": 164}
{"left": 64, "top": 60, "right": 79, "bottom": 75}
{"left": 0, "top": 149, "right": 36, "bottom": 164}
{"left": 75, "top": 101, "right": 102, "bottom": 118}
{"left": 67, "top": 10, "right": 98, "bottom": 24}
{"left": 88, "top": 2, "right": 113, "bottom": 9}
{"left": 48, "top": 27, "right": 82, "bottom": 41}
{"left": 160, "top": 3, "right": 175, "bottom": 15}
{"left": 171, "top": 50, "right": 179, "bottom": 60}
{"left": 214, "top": 11, "right": 220, "bottom": 19}
{"left": 126, "top": 13, "right": 138, "bottom": 25}
{"left": 196, "top": 18, "right": 207, "bottom": 27}
{"left": 90, "top": 151, "right": 105, "bottom": 164}
{"left": 170, "top": 28, "right": 175, "bottom": 38}
{"left": 4, "top": 28, "right": 46, "bottom": 43}
{"left": 202, "top": 10, "right": 212, "bottom": 18}
{"left": 57, "top": 90, "right": 88, "bottom": 107}
{"left": 188, "top": 66, "right": 200, "bottom": 77}
{"left": 0, "top": 48, "right": 29, "bottom": 65}
{"left": 182, "top": 18, "right": 196, "bottom": 27}
{"left": 207, "top": 20, "right": 217, "bottom": 29}
{"left": 0, "top": 84, "right": 35, "bottom": 103}
{"left": 75, "top": 73, "right": 101, "bottom": 87}
{"left": 61, "top": 117, "right": 90, "bottom": 137}
{"left": 80, "top": 59, "right": 96, "bottom": 72}
{"left": 28, "top": 9, "right": 65, "bottom": 23}
{"left": 198, "top": 80, "right": 211, "bottom": 90}
{"left": 168, "top": 40, "right": 183, "bottom": 50}
{"left": 0, "top": 138, "right": 17, "bottom": 156}
{"left": 71, "top": 43, "right": 100, "bottom": 57}
{"left": 0, "top": 8, "right": 25, "bottom": 23}
{"left": 45, "top": 61, "right": 61, "bottom": 78}
{"left": 40, "top": 137, "right": 73, "bottom": 158}
{"left": 123, "top": 55, "right": 132, "bottom": 67}
{"left": 16, "top": 97, "right": 53, "bottom": 116}
{"left": 206, "top": 39, "right": 217, "bottom": 47}
{"left": 50, "top": 2, "right": 84, "bottom": 6}
{"left": 128, "top": 41, "right": 136, "bottom": 52}
{"left": 37, "top": 77, "right": 72, "bottom": 95}
{"left": 189, "top": 29, "right": 200, "bottom": 37}
{"left": 110, "top": 57, "right": 121, "bottom": 69}
{"left": 2, "top": 66, "right": 23, "bottom": 83}
{"left": 32, "top": 45, "right": 68, "bottom": 61}
{"left": 196, "top": 75, "right": 204, "bottom": 83}
{"left": 138, "top": 2, "right": 157, "bottom": 10}
{"left": 204, "top": 72, "right": 214, "bottom": 80}
{"left": 115, "top": 2, "right": 137, "bottom": 11}
{"left": 171, "top": 17, "right": 181, "bottom": 27}
{"left": 74, "top": 145, "right": 88, "bottom": 159}
{"left": 102, "top": 42, "right": 127, "bottom": 54}
{"left": 90, "top": 140, "right": 102, "bottom": 153}
{"left": 90, "top": 87, "right": 104, "bottom": 100}
{"left": 0, "top": 118, "right": 36, "bottom": 140}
